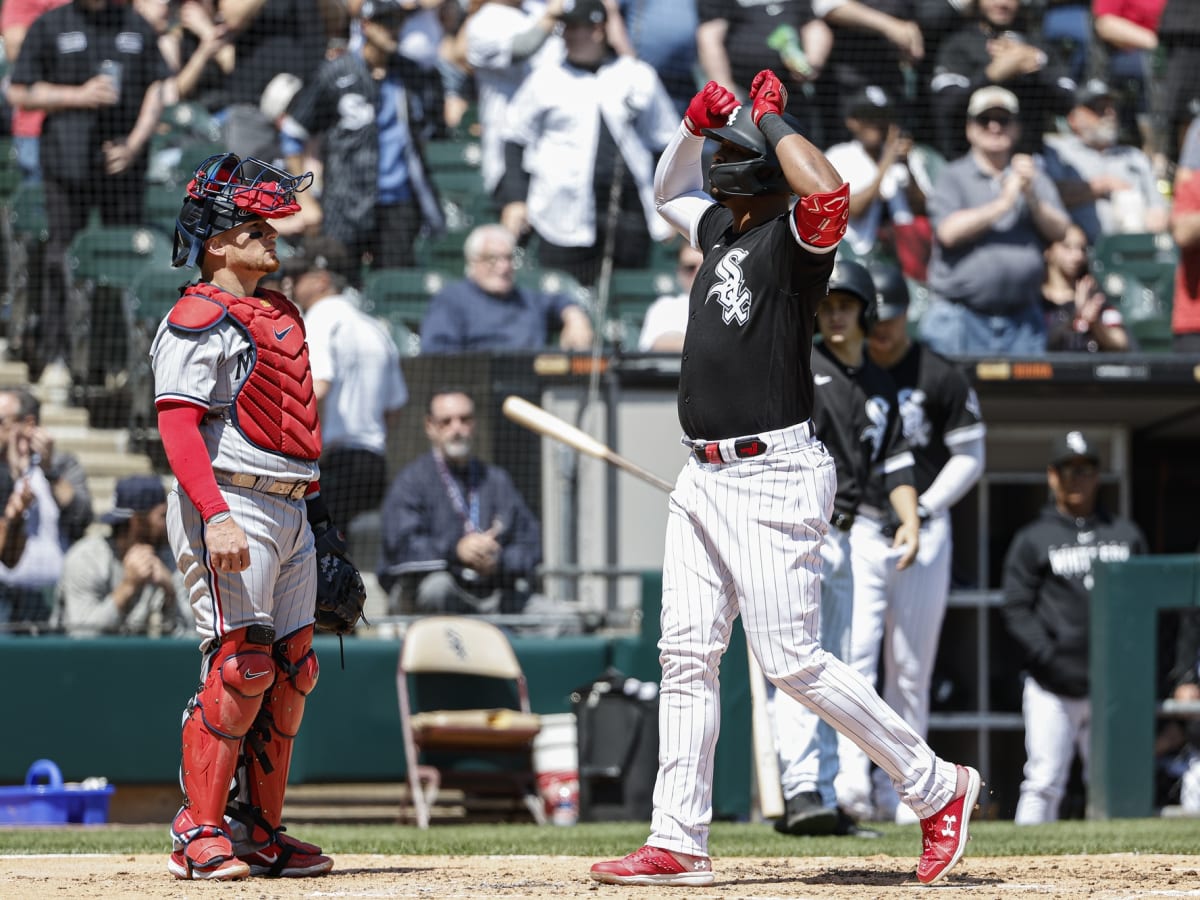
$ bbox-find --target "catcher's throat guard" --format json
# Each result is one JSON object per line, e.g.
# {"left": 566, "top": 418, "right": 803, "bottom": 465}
{"left": 173, "top": 153, "right": 313, "bottom": 268}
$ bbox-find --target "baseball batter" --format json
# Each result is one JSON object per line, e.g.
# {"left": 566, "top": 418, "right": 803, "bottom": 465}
{"left": 151, "top": 153, "right": 334, "bottom": 881}
{"left": 590, "top": 72, "right": 981, "bottom": 888}
{"left": 836, "top": 262, "right": 988, "bottom": 824}
{"left": 772, "top": 258, "right": 919, "bottom": 837}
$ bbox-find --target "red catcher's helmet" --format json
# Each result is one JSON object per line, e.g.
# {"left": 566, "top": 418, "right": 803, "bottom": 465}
{"left": 173, "top": 153, "right": 313, "bottom": 268}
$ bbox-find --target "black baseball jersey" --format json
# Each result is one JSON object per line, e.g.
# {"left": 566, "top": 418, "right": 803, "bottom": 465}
{"left": 882, "top": 342, "right": 986, "bottom": 495}
{"left": 678, "top": 204, "right": 835, "bottom": 440}
{"left": 1001, "top": 503, "right": 1147, "bottom": 697}
{"left": 811, "top": 341, "right": 913, "bottom": 518}
{"left": 9, "top": 2, "right": 169, "bottom": 183}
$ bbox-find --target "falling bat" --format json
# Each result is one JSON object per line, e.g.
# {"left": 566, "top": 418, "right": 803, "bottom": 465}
{"left": 501, "top": 395, "right": 675, "bottom": 493}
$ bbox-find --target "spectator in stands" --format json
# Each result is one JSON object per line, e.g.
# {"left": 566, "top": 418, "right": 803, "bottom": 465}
{"left": 281, "top": 0, "right": 445, "bottom": 272}
{"left": 496, "top": 0, "right": 677, "bottom": 285}
{"left": 1154, "top": 0, "right": 1200, "bottom": 166}
{"left": 1170, "top": 116, "right": 1200, "bottom": 352}
{"left": 823, "top": 86, "right": 932, "bottom": 273}
{"left": 420, "top": 223, "right": 594, "bottom": 352}
{"left": 0, "top": 470, "right": 34, "bottom": 628}
{"left": 0, "top": 0, "right": 69, "bottom": 181}
{"left": 1091, "top": 0, "right": 1164, "bottom": 148}
{"left": 0, "top": 388, "right": 93, "bottom": 546}
{"left": 283, "top": 236, "right": 408, "bottom": 531}
{"left": 696, "top": 0, "right": 830, "bottom": 142}
{"left": 462, "top": 0, "right": 566, "bottom": 204}
{"left": 171, "top": 0, "right": 234, "bottom": 111}
{"left": 1000, "top": 431, "right": 1147, "bottom": 823}
{"left": 58, "top": 474, "right": 190, "bottom": 637}
{"left": 919, "top": 87, "right": 1070, "bottom": 356}
{"left": 1042, "top": 80, "right": 1169, "bottom": 243}
{"left": 929, "top": 0, "right": 1072, "bottom": 158}
{"left": 809, "top": 0, "right": 924, "bottom": 148}
{"left": 1041, "top": 224, "right": 1130, "bottom": 352}
{"left": 636, "top": 243, "right": 702, "bottom": 352}
{"left": 209, "top": 0, "right": 323, "bottom": 116}
{"left": 378, "top": 387, "right": 542, "bottom": 615}
{"left": 0, "top": 387, "right": 94, "bottom": 625}
{"left": 6, "top": 0, "right": 169, "bottom": 385}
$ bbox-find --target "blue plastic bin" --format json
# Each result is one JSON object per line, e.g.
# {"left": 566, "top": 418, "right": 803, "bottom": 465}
{"left": 0, "top": 759, "right": 115, "bottom": 825}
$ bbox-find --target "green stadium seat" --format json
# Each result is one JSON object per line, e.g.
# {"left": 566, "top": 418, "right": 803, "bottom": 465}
{"left": 144, "top": 180, "right": 185, "bottom": 236}
{"left": 0, "top": 138, "right": 21, "bottom": 205}
{"left": 605, "top": 268, "right": 677, "bottom": 346}
{"left": 8, "top": 179, "right": 47, "bottom": 243}
{"left": 67, "top": 224, "right": 170, "bottom": 290}
{"left": 424, "top": 137, "right": 483, "bottom": 173}
{"left": 361, "top": 267, "right": 451, "bottom": 355}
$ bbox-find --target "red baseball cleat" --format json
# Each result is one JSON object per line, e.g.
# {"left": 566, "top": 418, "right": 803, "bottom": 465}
{"left": 590, "top": 844, "right": 714, "bottom": 886}
{"left": 916, "top": 765, "right": 982, "bottom": 885}
{"left": 238, "top": 829, "right": 333, "bottom": 878}
{"left": 168, "top": 811, "right": 251, "bottom": 880}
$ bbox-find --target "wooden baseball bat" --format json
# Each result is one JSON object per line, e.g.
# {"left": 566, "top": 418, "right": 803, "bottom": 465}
{"left": 501, "top": 395, "right": 675, "bottom": 493}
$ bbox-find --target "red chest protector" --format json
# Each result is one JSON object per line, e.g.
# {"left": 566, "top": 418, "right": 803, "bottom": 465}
{"left": 167, "top": 282, "right": 322, "bottom": 461}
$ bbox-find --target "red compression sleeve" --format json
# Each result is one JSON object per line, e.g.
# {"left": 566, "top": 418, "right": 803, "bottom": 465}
{"left": 157, "top": 400, "right": 230, "bottom": 521}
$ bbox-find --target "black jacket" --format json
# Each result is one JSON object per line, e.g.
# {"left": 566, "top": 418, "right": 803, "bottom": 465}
{"left": 1001, "top": 502, "right": 1147, "bottom": 697}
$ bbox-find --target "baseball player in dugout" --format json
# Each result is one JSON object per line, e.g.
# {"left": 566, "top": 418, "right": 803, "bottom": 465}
{"left": 590, "top": 71, "right": 982, "bottom": 888}
{"left": 150, "top": 153, "right": 366, "bottom": 881}
{"left": 1000, "top": 431, "right": 1146, "bottom": 824}
{"left": 771, "top": 256, "right": 920, "bottom": 839}
{"left": 838, "top": 260, "right": 989, "bottom": 825}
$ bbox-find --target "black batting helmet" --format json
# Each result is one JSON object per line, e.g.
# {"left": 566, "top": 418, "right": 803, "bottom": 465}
{"left": 867, "top": 260, "right": 910, "bottom": 321}
{"left": 826, "top": 257, "right": 878, "bottom": 333}
{"left": 701, "top": 105, "right": 789, "bottom": 198}
{"left": 173, "top": 153, "right": 314, "bottom": 268}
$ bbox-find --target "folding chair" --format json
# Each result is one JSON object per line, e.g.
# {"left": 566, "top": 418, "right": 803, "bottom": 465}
{"left": 396, "top": 616, "right": 545, "bottom": 828}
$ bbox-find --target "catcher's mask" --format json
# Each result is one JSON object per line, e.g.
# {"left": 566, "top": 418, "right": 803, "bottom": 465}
{"left": 701, "top": 105, "right": 789, "bottom": 198}
{"left": 173, "top": 153, "right": 313, "bottom": 268}
{"left": 825, "top": 257, "right": 879, "bottom": 334}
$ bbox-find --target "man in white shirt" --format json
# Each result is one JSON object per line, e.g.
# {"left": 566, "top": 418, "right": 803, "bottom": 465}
{"left": 823, "top": 85, "right": 934, "bottom": 260}
{"left": 283, "top": 237, "right": 408, "bottom": 531}
{"left": 497, "top": 0, "right": 677, "bottom": 285}
{"left": 464, "top": 0, "right": 566, "bottom": 199}
{"left": 637, "top": 243, "right": 702, "bottom": 352}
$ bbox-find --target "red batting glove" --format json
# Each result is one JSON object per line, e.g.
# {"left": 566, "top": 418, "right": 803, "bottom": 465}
{"left": 749, "top": 69, "right": 788, "bottom": 126}
{"left": 684, "top": 81, "right": 739, "bottom": 136}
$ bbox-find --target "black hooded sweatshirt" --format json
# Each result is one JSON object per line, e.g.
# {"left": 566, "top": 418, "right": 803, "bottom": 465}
{"left": 1001, "top": 502, "right": 1147, "bottom": 698}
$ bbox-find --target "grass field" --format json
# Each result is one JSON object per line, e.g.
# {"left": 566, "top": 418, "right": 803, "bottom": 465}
{"left": 3, "top": 817, "right": 1200, "bottom": 857}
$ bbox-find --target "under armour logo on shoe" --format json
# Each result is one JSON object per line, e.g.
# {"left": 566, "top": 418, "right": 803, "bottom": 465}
{"left": 940, "top": 814, "right": 958, "bottom": 837}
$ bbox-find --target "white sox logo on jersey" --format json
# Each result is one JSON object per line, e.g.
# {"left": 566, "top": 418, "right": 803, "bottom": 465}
{"left": 898, "top": 387, "right": 931, "bottom": 449}
{"left": 707, "top": 248, "right": 752, "bottom": 325}
{"left": 861, "top": 395, "right": 890, "bottom": 462}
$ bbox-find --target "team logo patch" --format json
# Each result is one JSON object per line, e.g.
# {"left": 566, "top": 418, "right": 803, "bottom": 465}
{"left": 707, "top": 248, "right": 752, "bottom": 325}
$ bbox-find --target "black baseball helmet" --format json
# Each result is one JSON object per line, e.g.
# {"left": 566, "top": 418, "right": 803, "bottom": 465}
{"left": 173, "top": 153, "right": 314, "bottom": 268}
{"left": 867, "top": 260, "right": 910, "bottom": 321}
{"left": 826, "top": 257, "right": 878, "bottom": 333}
{"left": 701, "top": 105, "right": 789, "bottom": 198}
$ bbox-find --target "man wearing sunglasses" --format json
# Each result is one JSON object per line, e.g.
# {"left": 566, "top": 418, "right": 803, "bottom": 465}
{"left": 1000, "top": 431, "right": 1147, "bottom": 823}
{"left": 150, "top": 153, "right": 346, "bottom": 880}
{"left": 919, "top": 85, "right": 1070, "bottom": 356}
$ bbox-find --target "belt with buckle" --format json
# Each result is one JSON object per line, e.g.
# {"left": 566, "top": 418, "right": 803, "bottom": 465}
{"left": 831, "top": 511, "right": 855, "bottom": 532}
{"left": 214, "top": 470, "right": 309, "bottom": 501}
{"left": 692, "top": 436, "right": 769, "bottom": 464}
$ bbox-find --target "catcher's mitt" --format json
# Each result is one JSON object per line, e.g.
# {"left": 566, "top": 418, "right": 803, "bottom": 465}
{"left": 313, "top": 522, "right": 366, "bottom": 635}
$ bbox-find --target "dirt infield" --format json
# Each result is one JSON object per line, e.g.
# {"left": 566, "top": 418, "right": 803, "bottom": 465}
{"left": 2, "top": 853, "right": 1199, "bottom": 898}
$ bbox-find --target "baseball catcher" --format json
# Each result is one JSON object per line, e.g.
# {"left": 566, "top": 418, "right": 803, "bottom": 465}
{"left": 151, "top": 152, "right": 354, "bottom": 881}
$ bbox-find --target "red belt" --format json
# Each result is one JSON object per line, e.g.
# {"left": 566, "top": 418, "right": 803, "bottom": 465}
{"left": 692, "top": 437, "right": 769, "bottom": 464}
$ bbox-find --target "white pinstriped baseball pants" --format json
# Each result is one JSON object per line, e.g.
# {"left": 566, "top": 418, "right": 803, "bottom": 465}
{"left": 648, "top": 422, "right": 958, "bottom": 858}
{"left": 836, "top": 510, "right": 953, "bottom": 821}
